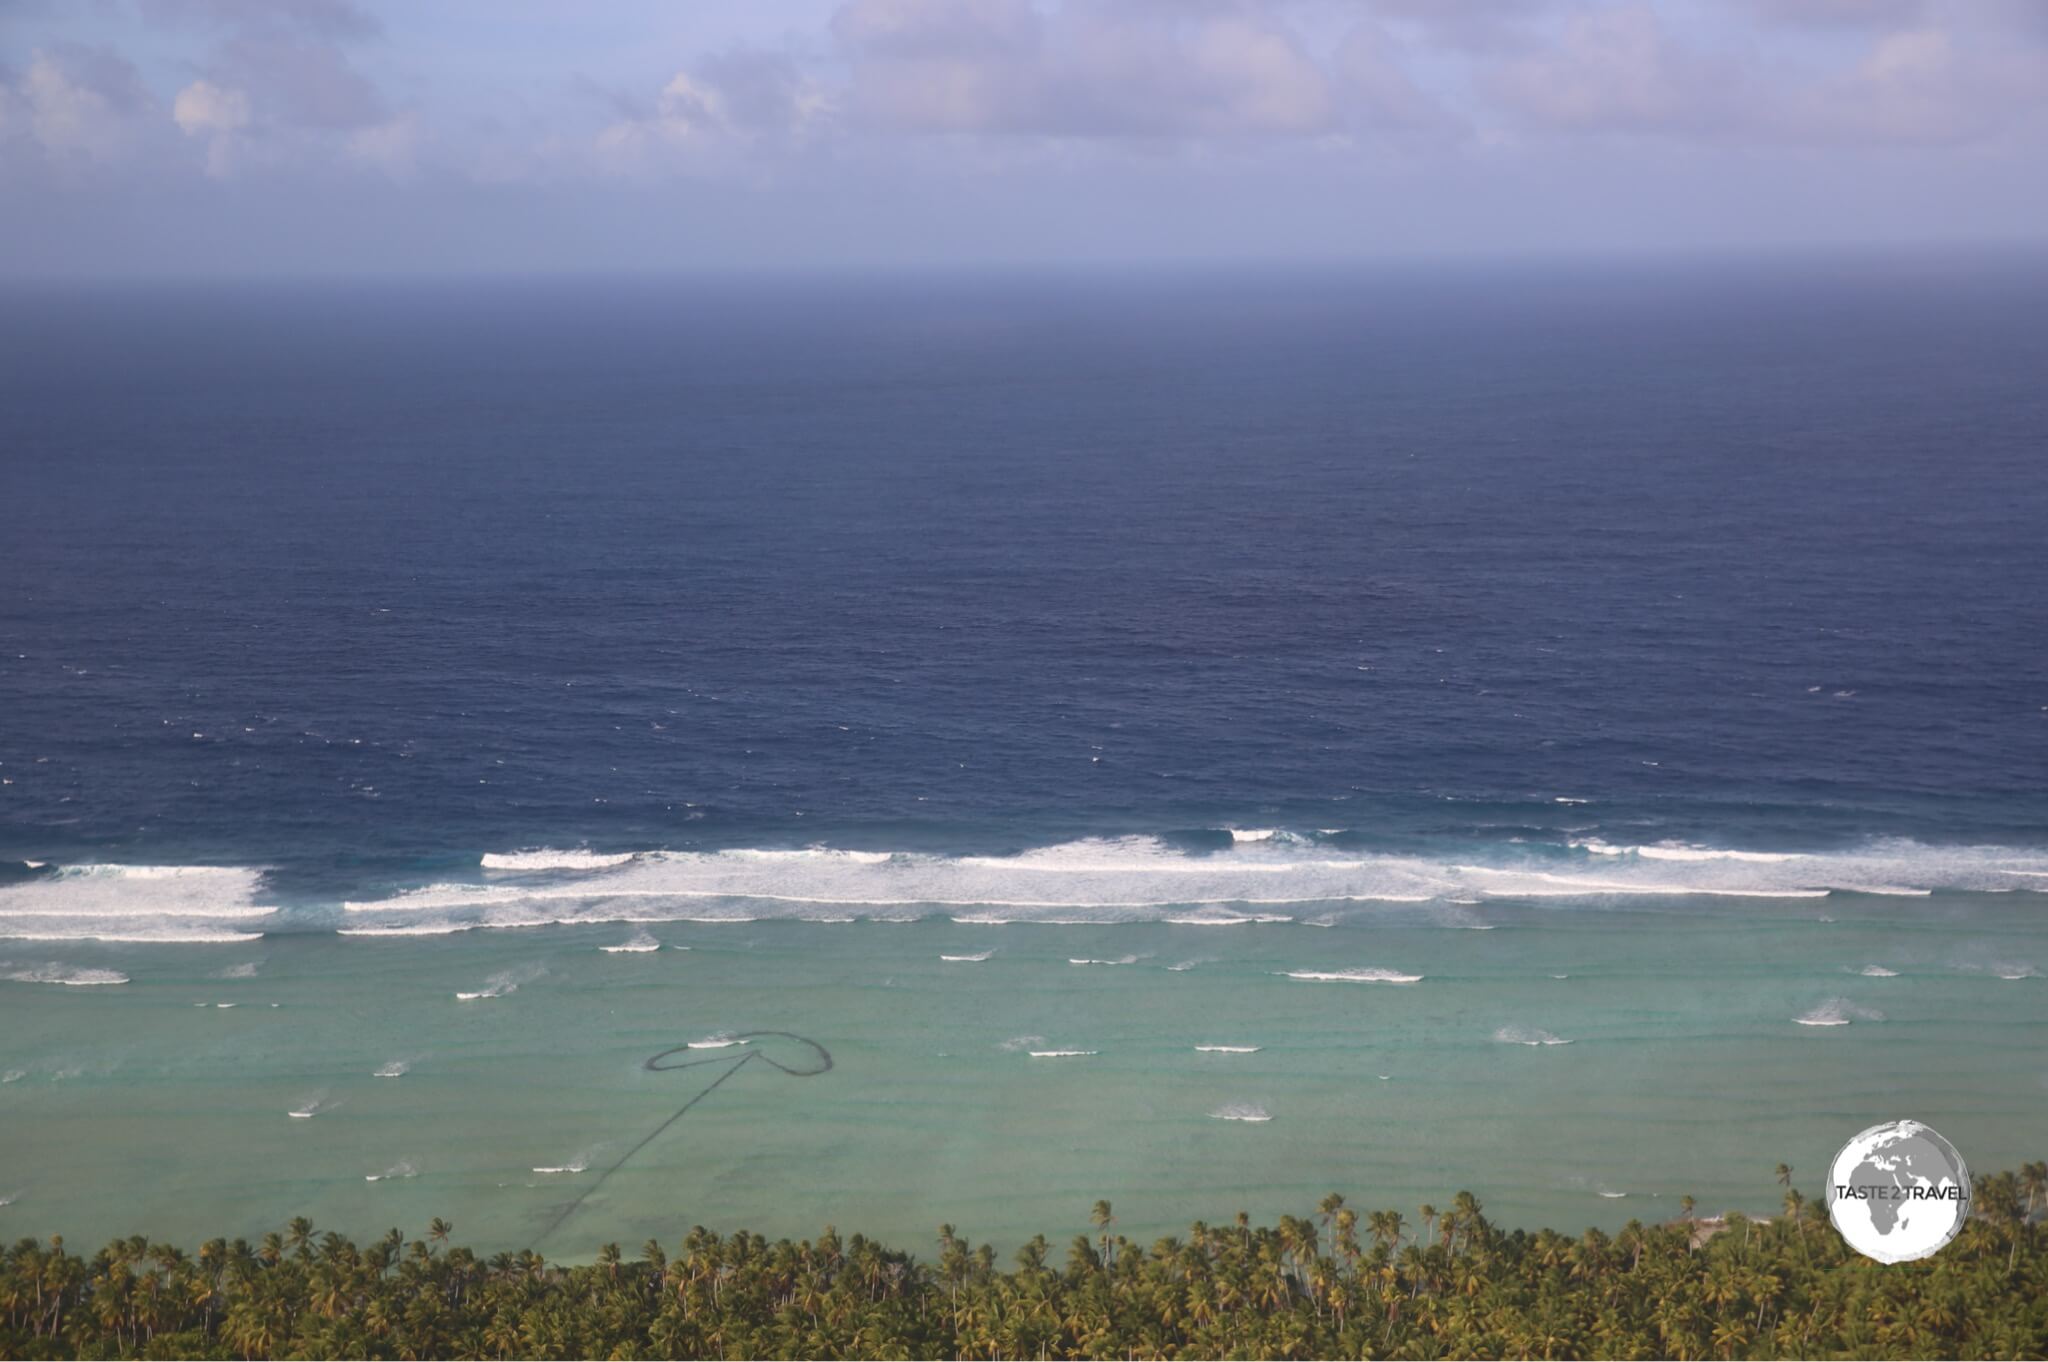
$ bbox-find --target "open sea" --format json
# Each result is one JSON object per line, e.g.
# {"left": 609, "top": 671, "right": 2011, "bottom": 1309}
{"left": 3, "top": 258, "right": 2046, "bottom": 1257}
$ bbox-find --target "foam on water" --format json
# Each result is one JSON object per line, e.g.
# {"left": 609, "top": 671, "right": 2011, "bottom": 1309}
{"left": 334, "top": 836, "right": 2048, "bottom": 935}
{"left": 4, "top": 964, "right": 129, "bottom": 986}
{"left": 1281, "top": 967, "right": 1423, "bottom": 984}
{"left": 482, "top": 849, "right": 637, "bottom": 871}
{"left": 1209, "top": 1102, "right": 1272, "bottom": 1122}
{"left": 0, "top": 864, "right": 275, "bottom": 943}
{"left": 365, "top": 1161, "right": 418, "bottom": 1182}
{"left": 1028, "top": 1049, "right": 1097, "bottom": 1058}
{"left": 21, "top": 837, "right": 2048, "bottom": 941}
{"left": 940, "top": 950, "right": 994, "bottom": 962}
{"left": 687, "top": 1034, "right": 744, "bottom": 1049}
{"left": 599, "top": 930, "right": 661, "bottom": 953}
{"left": 216, "top": 961, "right": 261, "bottom": 978}
{"left": 1194, "top": 1045, "right": 1261, "bottom": 1053}
{"left": 373, "top": 1059, "right": 411, "bottom": 1078}
{"left": 1, "top": 1070, "right": 24, "bottom": 1083}
{"left": 1493, "top": 1024, "right": 1573, "bottom": 1046}
{"left": 1069, "top": 955, "right": 1139, "bottom": 966}
{"left": 1795, "top": 998, "right": 1886, "bottom": 1027}
{"left": 455, "top": 964, "right": 544, "bottom": 1001}
{"left": 997, "top": 1035, "right": 1045, "bottom": 1052}
{"left": 1859, "top": 965, "right": 1900, "bottom": 977}
{"left": 532, "top": 1150, "right": 593, "bottom": 1174}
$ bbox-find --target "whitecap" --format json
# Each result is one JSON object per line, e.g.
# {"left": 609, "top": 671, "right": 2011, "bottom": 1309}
{"left": 1280, "top": 967, "right": 1422, "bottom": 984}
{"left": 1209, "top": 1103, "right": 1272, "bottom": 1122}
{"left": 1194, "top": 1045, "right": 1261, "bottom": 1053}
{"left": 0, "top": 864, "right": 275, "bottom": 943}
{"left": 940, "top": 950, "right": 994, "bottom": 962}
{"left": 1493, "top": 1024, "right": 1572, "bottom": 1046}
{"left": 997, "top": 1034, "right": 1045, "bottom": 1052}
{"left": 1858, "top": 965, "right": 1899, "bottom": 977}
{"left": 1795, "top": 998, "right": 1884, "bottom": 1027}
{"left": 1, "top": 1070, "right": 24, "bottom": 1083}
{"left": 5, "top": 965, "right": 129, "bottom": 986}
{"left": 599, "top": 930, "right": 661, "bottom": 953}
{"left": 216, "top": 961, "right": 261, "bottom": 979}
{"left": 310, "top": 835, "right": 2048, "bottom": 936}
{"left": 455, "top": 964, "right": 544, "bottom": 1001}
{"left": 1598, "top": 1191, "right": 1628, "bottom": 1199}
{"left": 1028, "top": 1049, "right": 1097, "bottom": 1058}
{"left": 365, "top": 1161, "right": 418, "bottom": 1183}
{"left": 482, "top": 849, "right": 635, "bottom": 871}
{"left": 373, "top": 1060, "right": 411, "bottom": 1078}
{"left": 1069, "top": 955, "right": 1139, "bottom": 966}
{"left": 687, "top": 1034, "right": 745, "bottom": 1049}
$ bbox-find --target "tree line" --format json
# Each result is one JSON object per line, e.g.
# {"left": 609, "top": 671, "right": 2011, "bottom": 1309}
{"left": 1, "top": 1163, "right": 2042, "bottom": 1359}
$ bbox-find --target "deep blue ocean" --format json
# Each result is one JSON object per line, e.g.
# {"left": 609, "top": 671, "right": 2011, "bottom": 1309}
{"left": 3, "top": 256, "right": 2046, "bottom": 907}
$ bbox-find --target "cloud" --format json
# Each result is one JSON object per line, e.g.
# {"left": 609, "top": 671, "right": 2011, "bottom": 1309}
{"left": 172, "top": 77, "right": 251, "bottom": 175}
{"left": 582, "top": 47, "right": 835, "bottom": 176}
{"left": 1481, "top": 2, "right": 2048, "bottom": 148}
{"left": 172, "top": 77, "right": 250, "bottom": 135}
{"left": 208, "top": 30, "right": 385, "bottom": 129}
{"left": 1486, "top": 4, "right": 1734, "bottom": 136}
{"left": 6, "top": 45, "right": 153, "bottom": 164}
{"left": 830, "top": 0, "right": 1351, "bottom": 140}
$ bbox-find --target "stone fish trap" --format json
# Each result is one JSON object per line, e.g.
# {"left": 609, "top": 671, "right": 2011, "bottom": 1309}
{"left": 534, "top": 1031, "right": 832, "bottom": 1248}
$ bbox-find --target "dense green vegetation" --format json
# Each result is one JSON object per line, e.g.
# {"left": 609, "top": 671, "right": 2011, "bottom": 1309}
{"left": 2, "top": 1164, "right": 2043, "bottom": 1360}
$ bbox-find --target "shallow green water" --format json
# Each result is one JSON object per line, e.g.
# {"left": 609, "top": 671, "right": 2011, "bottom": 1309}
{"left": 3, "top": 898, "right": 2044, "bottom": 1260}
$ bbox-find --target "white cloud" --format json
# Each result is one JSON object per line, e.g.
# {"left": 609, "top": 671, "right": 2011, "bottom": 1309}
{"left": 173, "top": 78, "right": 251, "bottom": 135}
{"left": 172, "top": 77, "right": 253, "bottom": 176}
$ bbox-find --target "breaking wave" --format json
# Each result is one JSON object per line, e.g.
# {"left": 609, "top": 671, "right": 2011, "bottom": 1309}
{"left": 1209, "top": 1102, "right": 1272, "bottom": 1122}
{"left": 365, "top": 1161, "right": 418, "bottom": 1183}
{"left": 1795, "top": 998, "right": 1885, "bottom": 1027}
{"left": 0, "top": 865, "right": 274, "bottom": 943}
{"left": 455, "top": 964, "right": 545, "bottom": 1001}
{"left": 1281, "top": 967, "right": 1423, "bottom": 984}
{"left": 13, "top": 836, "right": 2046, "bottom": 941}
{"left": 599, "top": 930, "right": 661, "bottom": 953}
{"left": 1493, "top": 1024, "right": 1573, "bottom": 1046}
{"left": 482, "top": 849, "right": 636, "bottom": 871}
{"left": 5, "top": 964, "right": 129, "bottom": 986}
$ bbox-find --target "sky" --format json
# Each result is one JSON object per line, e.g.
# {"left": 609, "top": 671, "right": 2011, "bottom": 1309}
{"left": 2, "top": 0, "right": 2045, "bottom": 276}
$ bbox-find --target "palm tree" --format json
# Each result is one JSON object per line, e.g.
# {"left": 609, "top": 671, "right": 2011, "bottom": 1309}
{"left": 1090, "top": 1201, "right": 1115, "bottom": 1268}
